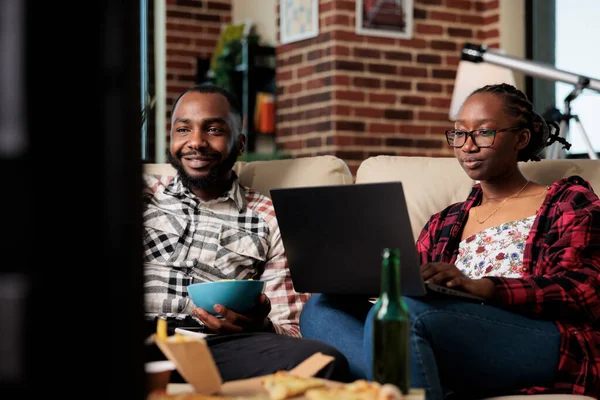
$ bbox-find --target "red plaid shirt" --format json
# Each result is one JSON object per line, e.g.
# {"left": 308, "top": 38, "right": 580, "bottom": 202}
{"left": 416, "top": 176, "right": 600, "bottom": 397}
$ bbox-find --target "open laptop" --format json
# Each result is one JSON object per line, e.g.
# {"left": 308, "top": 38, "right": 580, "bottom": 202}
{"left": 270, "top": 181, "right": 485, "bottom": 303}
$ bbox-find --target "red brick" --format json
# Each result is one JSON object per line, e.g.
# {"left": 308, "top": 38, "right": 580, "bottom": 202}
{"left": 285, "top": 54, "right": 304, "bottom": 66}
{"left": 320, "top": 0, "right": 333, "bottom": 13}
{"left": 477, "top": 29, "right": 499, "bottom": 40}
{"left": 417, "top": 82, "right": 443, "bottom": 92}
{"left": 297, "top": 65, "right": 314, "bottom": 78}
{"left": 356, "top": 137, "right": 383, "bottom": 146}
{"left": 431, "top": 40, "right": 457, "bottom": 51}
{"left": 400, "top": 66, "right": 428, "bottom": 78}
{"left": 354, "top": 77, "right": 381, "bottom": 89}
{"left": 167, "top": 49, "right": 202, "bottom": 57}
{"left": 416, "top": 0, "right": 442, "bottom": 4}
{"left": 332, "top": 75, "right": 351, "bottom": 85}
{"left": 417, "top": 54, "right": 442, "bottom": 64}
{"left": 414, "top": 7, "right": 428, "bottom": 19}
{"left": 328, "top": 135, "right": 356, "bottom": 146}
{"left": 315, "top": 61, "right": 333, "bottom": 73}
{"left": 307, "top": 49, "right": 324, "bottom": 61}
{"left": 334, "top": 60, "right": 364, "bottom": 72}
{"left": 332, "top": 30, "right": 361, "bottom": 42}
{"left": 446, "top": 55, "right": 460, "bottom": 66}
{"left": 401, "top": 96, "right": 427, "bottom": 106}
{"left": 167, "top": 23, "right": 203, "bottom": 33}
{"left": 385, "top": 51, "right": 412, "bottom": 61}
{"left": 277, "top": 70, "right": 293, "bottom": 82}
{"left": 416, "top": 23, "right": 444, "bottom": 35}
{"left": 166, "top": 36, "right": 192, "bottom": 45}
{"left": 306, "top": 107, "right": 333, "bottom": 119}
{"left": 369, "top": 123, "right": 397, "bottom": 134}
{"left": 368, "top": 64, "right": 397, "bottom": 75}
{"left": 325, "top": 14, "right": 350, "bottom": 26}
{"left": 419, "top": 111, "right": 450, "bottom": 121}
{"left": 281, "top": 140, "right": 304, "bottom": 150}
{"left": 385, "top": 80, "right": 412, "bottom": 90}
{"left": 333, "top": 0, "right": 355, "bottom": 11}
{"left": 460, "top": 15, "right": 484, "bottom": 24}
{"left": 432, "top": 68, "right": 456, "bottom": 79}
{"left": 384, "top": 109, "right": 414, "bottom": 120}
{"left": 484, "top": 14, "right": 500, "bottom": 24}
{"left": 445, "top": 0, "right": 471, "bottom": 10}
{"left": 431, "top": 97, "right": 451, "bottom": 108}
{"left": 398, "top": 39, "right": 429, "bottom": 49}
{"left": 429, "top": 11, "right": 458, "bottom": 22}
{"left": 306, "top": 137, "right": 323, "bottom": 148}
{"left": 448, "top": 27, "right": 473, "bottom": 38}
{"left": 331, "top": 45, "right": 351, "bottom": 56}
{"left": 335, "top": 121, "right": 365, "bottom": 132}
{"left": 354, "top": 47, "right": 382, "bottom": 59}
{"left": 369, "top": 93, "right": 397, "bottom": 104}
{"left": 297, "top": 92, "right": 332, "bottom": 107}
{"left": 365, "top": 36, "right": 396, "bottom": 46}
{"left": 398, "top": 125, "right": 429, "bottom": 134}
{"left": 333, "top": 105, "right": 352, "bottom": 116}
{"left": 335, "top": 90, "right": 365, "bottom": 102}
{"left": 207, "top": 1, "right": 231, "bottom": 11}
{"left": 307, "top": 78, "right": 325, "bottom": 90}
{"left": 354, "top": 107, "right": 384, "bottom": 118}
{"left": 278, "top": 99, "right": 294, "bottom": 110}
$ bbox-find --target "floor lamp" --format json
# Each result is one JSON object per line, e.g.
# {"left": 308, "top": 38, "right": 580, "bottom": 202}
{"left": 456, "top": 43, "right": 600, "bottom": 160}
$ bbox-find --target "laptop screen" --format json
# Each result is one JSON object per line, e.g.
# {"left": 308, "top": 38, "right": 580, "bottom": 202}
{"left": 270, "top": 182, "right": 426, "bottom": 297}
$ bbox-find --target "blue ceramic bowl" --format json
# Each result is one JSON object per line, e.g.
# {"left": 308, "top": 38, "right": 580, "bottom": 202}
{"left": 187, "top": 280, "right": 265, "bottom": 315}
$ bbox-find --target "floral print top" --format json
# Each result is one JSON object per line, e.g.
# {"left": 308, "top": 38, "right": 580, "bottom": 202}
{"left": 456, "top": 215, "right": 536, "bottom": 279}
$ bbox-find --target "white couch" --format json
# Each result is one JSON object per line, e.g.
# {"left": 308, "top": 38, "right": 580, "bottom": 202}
{"left": 143, "top": 155, "right": 599, "bottom": 400}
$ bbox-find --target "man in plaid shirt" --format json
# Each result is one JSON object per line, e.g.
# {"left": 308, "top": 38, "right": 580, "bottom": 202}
{"left": 142, "top": 83, "right": 349, "bottom": 381}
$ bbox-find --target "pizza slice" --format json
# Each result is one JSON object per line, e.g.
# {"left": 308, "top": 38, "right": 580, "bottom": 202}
{"left": 305, "top": 380, "right": 403, "bottom": 400}
{"left": 262, "top": 371, "right": 327, "bottom": 400}
{"left": 147, "top": 390, "right": 268, "bottom": 400}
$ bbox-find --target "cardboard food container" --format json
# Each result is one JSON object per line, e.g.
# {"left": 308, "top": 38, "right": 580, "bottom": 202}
{"left": 154, "top": 333, "right": 425, "bottom": 399}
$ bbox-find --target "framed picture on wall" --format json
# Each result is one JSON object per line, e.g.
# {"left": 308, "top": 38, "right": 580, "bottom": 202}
{"left": 356, "top": 0, "right": 414, "bottom": 39}
{"left": 280, "top": 0, "right": 319, "bottom": 44}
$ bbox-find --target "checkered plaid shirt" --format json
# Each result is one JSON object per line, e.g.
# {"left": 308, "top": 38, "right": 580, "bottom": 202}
{"left": 142, "top": 172, "right": 309, "bottom": 337}
{"left": 417, "top": 176, "right": 600, "bottom": 397}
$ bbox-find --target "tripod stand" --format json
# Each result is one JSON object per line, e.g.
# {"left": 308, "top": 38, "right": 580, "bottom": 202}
{"left": 545, "top": 79, "right": 599, "bottom": 160}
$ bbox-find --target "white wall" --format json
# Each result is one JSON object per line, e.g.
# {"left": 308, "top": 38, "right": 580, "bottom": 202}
{"left": 232, "top": 0, "right": 277, "bottom": 46}
{"left": 500, "top": 0, "right": 526, "bottom": 90}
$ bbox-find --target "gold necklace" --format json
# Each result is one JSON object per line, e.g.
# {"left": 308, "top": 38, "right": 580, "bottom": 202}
{"left": 474, "top": 180, "right": 530, "bottom": 224}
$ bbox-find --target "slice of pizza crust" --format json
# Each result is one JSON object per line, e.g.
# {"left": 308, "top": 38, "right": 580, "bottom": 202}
{"left": 262, "top": 371, "right": 327, "bottom": 400}
{"left": 147, "top": 390, "right": 268, "bottom": 400}
{"left": 305, "top": 380, "right": 403, "bottom": 400}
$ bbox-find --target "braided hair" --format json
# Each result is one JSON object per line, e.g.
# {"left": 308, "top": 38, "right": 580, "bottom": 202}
{"left": 468, "top": 83, "right": 571, "bottom": 162}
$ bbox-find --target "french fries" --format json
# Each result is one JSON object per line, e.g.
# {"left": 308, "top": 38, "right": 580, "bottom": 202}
{"left": 155, "top": 318, "right": 200, "bottom": 343}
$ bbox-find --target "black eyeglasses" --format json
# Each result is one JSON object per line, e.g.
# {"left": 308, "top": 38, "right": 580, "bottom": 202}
{"left": 445, "top": 126, "right": 525, "bottom": 148}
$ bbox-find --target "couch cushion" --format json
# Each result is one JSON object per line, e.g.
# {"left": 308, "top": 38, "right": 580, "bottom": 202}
{"left": 142, "top": 155, "right": 353, "bottom": 198}
{"left": 356, "top": 155, "right": 600, "bottom": 242}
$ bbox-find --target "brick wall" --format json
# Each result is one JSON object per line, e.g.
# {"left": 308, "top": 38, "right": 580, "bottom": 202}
{"left": 165, "top": 0, "right": 232, "bottom": 115}
{"left": 276, "top": 0, "right": 500, "bottom": 175}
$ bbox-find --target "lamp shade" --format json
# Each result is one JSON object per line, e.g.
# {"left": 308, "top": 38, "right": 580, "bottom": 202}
{"left": 449, "top": 60, "right": 516, "bottom": 120}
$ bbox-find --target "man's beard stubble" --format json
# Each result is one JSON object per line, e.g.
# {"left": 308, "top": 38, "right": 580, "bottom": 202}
{"left": 166, "top": 143, "right": 239, "bottom": 191}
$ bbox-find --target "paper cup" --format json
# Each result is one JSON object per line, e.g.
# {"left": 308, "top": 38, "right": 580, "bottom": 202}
{"left": 145, "top": 360, "right": 176, "bottom": 393}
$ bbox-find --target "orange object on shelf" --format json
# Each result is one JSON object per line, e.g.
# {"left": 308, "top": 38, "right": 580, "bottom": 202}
{"left": 259, "top": 94, "right": 275, "bottom": 134}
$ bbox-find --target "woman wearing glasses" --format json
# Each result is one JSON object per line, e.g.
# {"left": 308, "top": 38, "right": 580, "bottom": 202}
{"left": 299, "top": 83, "right": 600, "bottom": 399}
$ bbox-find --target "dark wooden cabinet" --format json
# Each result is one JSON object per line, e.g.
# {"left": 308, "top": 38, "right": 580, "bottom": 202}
{"left": 236, "top": 40, "right": 276, "bottom": 153}
{"left": 198, "top": 40, "right": 276, "bottom": 154}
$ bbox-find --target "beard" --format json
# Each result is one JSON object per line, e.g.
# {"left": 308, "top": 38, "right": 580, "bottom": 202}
{"left": 167, "top": 142, "right": 239, "bottom": 191}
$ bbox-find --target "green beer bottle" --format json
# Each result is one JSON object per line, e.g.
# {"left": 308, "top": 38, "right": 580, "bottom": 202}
{"left": 372, "top": 247, "right": 410, "bottom": 394}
